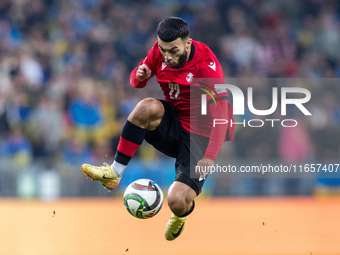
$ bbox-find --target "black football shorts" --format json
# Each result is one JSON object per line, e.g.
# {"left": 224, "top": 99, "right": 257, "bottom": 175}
{"left": 144, "top": 100, "right": 209, "bottom": 195}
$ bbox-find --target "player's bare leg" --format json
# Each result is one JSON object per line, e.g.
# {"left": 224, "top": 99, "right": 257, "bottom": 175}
{"left": 81, "top": 98, "right": 164, "bottom": 190}
{"left": 164, "top": 181, "right": 196, "bottom": 241}
{"left": 127, "top": 98, "right": 164, "bottom": 131}
{"left": 167, "top": 181, "right": 196, "bottom": 216}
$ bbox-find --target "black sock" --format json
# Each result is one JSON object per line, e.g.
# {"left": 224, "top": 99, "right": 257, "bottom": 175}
{"left": 115, "top": 121, "right": 146, "bottom": 165}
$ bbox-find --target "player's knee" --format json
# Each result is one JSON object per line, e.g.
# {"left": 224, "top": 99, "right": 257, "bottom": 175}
{"left": 129, "top": 98, "right": 163, "bottom": 124}
{"left": 137, "top": 98, "right": 162, "bottom": 116}
{"left": 167, "top": 196, "right": 188, "bottom": 216}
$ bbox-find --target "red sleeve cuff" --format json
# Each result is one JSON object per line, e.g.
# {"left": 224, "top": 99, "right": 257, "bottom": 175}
{"left": 130, "top": 68, "right": 148, "bottom": 88}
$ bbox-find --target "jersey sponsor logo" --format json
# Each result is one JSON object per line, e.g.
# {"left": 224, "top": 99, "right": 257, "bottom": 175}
{"left": 162, "top": 62, "right": 167, "bottom": 70}
{"left": 208, "top": 61, "right": 216, "bottom": 71}
{"left": 186, "top": 73, "right": 194, "bottom": 82}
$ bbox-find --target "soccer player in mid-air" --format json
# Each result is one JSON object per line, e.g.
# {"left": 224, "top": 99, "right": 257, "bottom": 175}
{"left": 82, "top": 17, "right": 234, "bottom": 241}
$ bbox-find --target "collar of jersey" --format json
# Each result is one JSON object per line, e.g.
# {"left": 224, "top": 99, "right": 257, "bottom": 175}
{"left": 187, "top": 42, "right": 195, "bottom": 62}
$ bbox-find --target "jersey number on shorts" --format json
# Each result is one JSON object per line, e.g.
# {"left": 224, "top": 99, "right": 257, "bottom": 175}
{"left": 169, "top": 83, "right": 180, "bottom": 100}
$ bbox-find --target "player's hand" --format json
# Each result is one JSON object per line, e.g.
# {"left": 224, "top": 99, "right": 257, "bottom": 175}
{"left": 195, "top": 158, "right": 214, "bottom": 181}
{"left": 136, "top": 64, "right": 152, "bottom": 82}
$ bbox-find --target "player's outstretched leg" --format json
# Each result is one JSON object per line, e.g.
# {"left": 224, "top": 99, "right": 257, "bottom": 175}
{"left": 81, "top": 98, "right": 164, "bottom": 191}
{"left": 164, "top": 181, "right": 196, "bottom": 241}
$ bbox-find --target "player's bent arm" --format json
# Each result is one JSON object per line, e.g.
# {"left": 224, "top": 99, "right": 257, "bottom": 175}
{"left": 130, "top": 42, "right": 158, "bottom": 88}
{"left": 195, "top": 157, "right": 214, "bottom": 178}
{"left": 196, "top": 158, "right": 215, "bottom": 170}
{"left": 136, "top": 64, "right": 152, "bottom": 81}
{"left": 202, "top": 100, "right": 229, "bottom": 161}
{"left": 130, "top": 68, "right": 148, "bottom": 88}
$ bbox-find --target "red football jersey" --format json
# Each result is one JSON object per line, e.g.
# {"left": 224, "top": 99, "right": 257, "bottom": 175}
{"left": 130, "top": 40, "right": 234, "bottom": 161}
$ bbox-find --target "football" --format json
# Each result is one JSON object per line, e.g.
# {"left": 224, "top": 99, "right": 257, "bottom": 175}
{"left": 123, "top": 179, "right": 164, "bottom": 219}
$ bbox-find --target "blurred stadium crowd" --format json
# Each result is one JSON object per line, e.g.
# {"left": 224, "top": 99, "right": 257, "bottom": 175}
{"left": 0, "top": 0, "right": 339, "bottom": 197}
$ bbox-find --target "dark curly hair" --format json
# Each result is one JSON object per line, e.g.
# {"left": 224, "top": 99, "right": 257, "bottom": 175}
{"left": 157, "top": 17, "right": 189, "bottom": 42}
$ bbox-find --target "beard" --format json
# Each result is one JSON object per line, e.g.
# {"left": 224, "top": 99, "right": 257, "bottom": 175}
{"left": 169, "top": 49, "right": 188, "bottom": 69}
